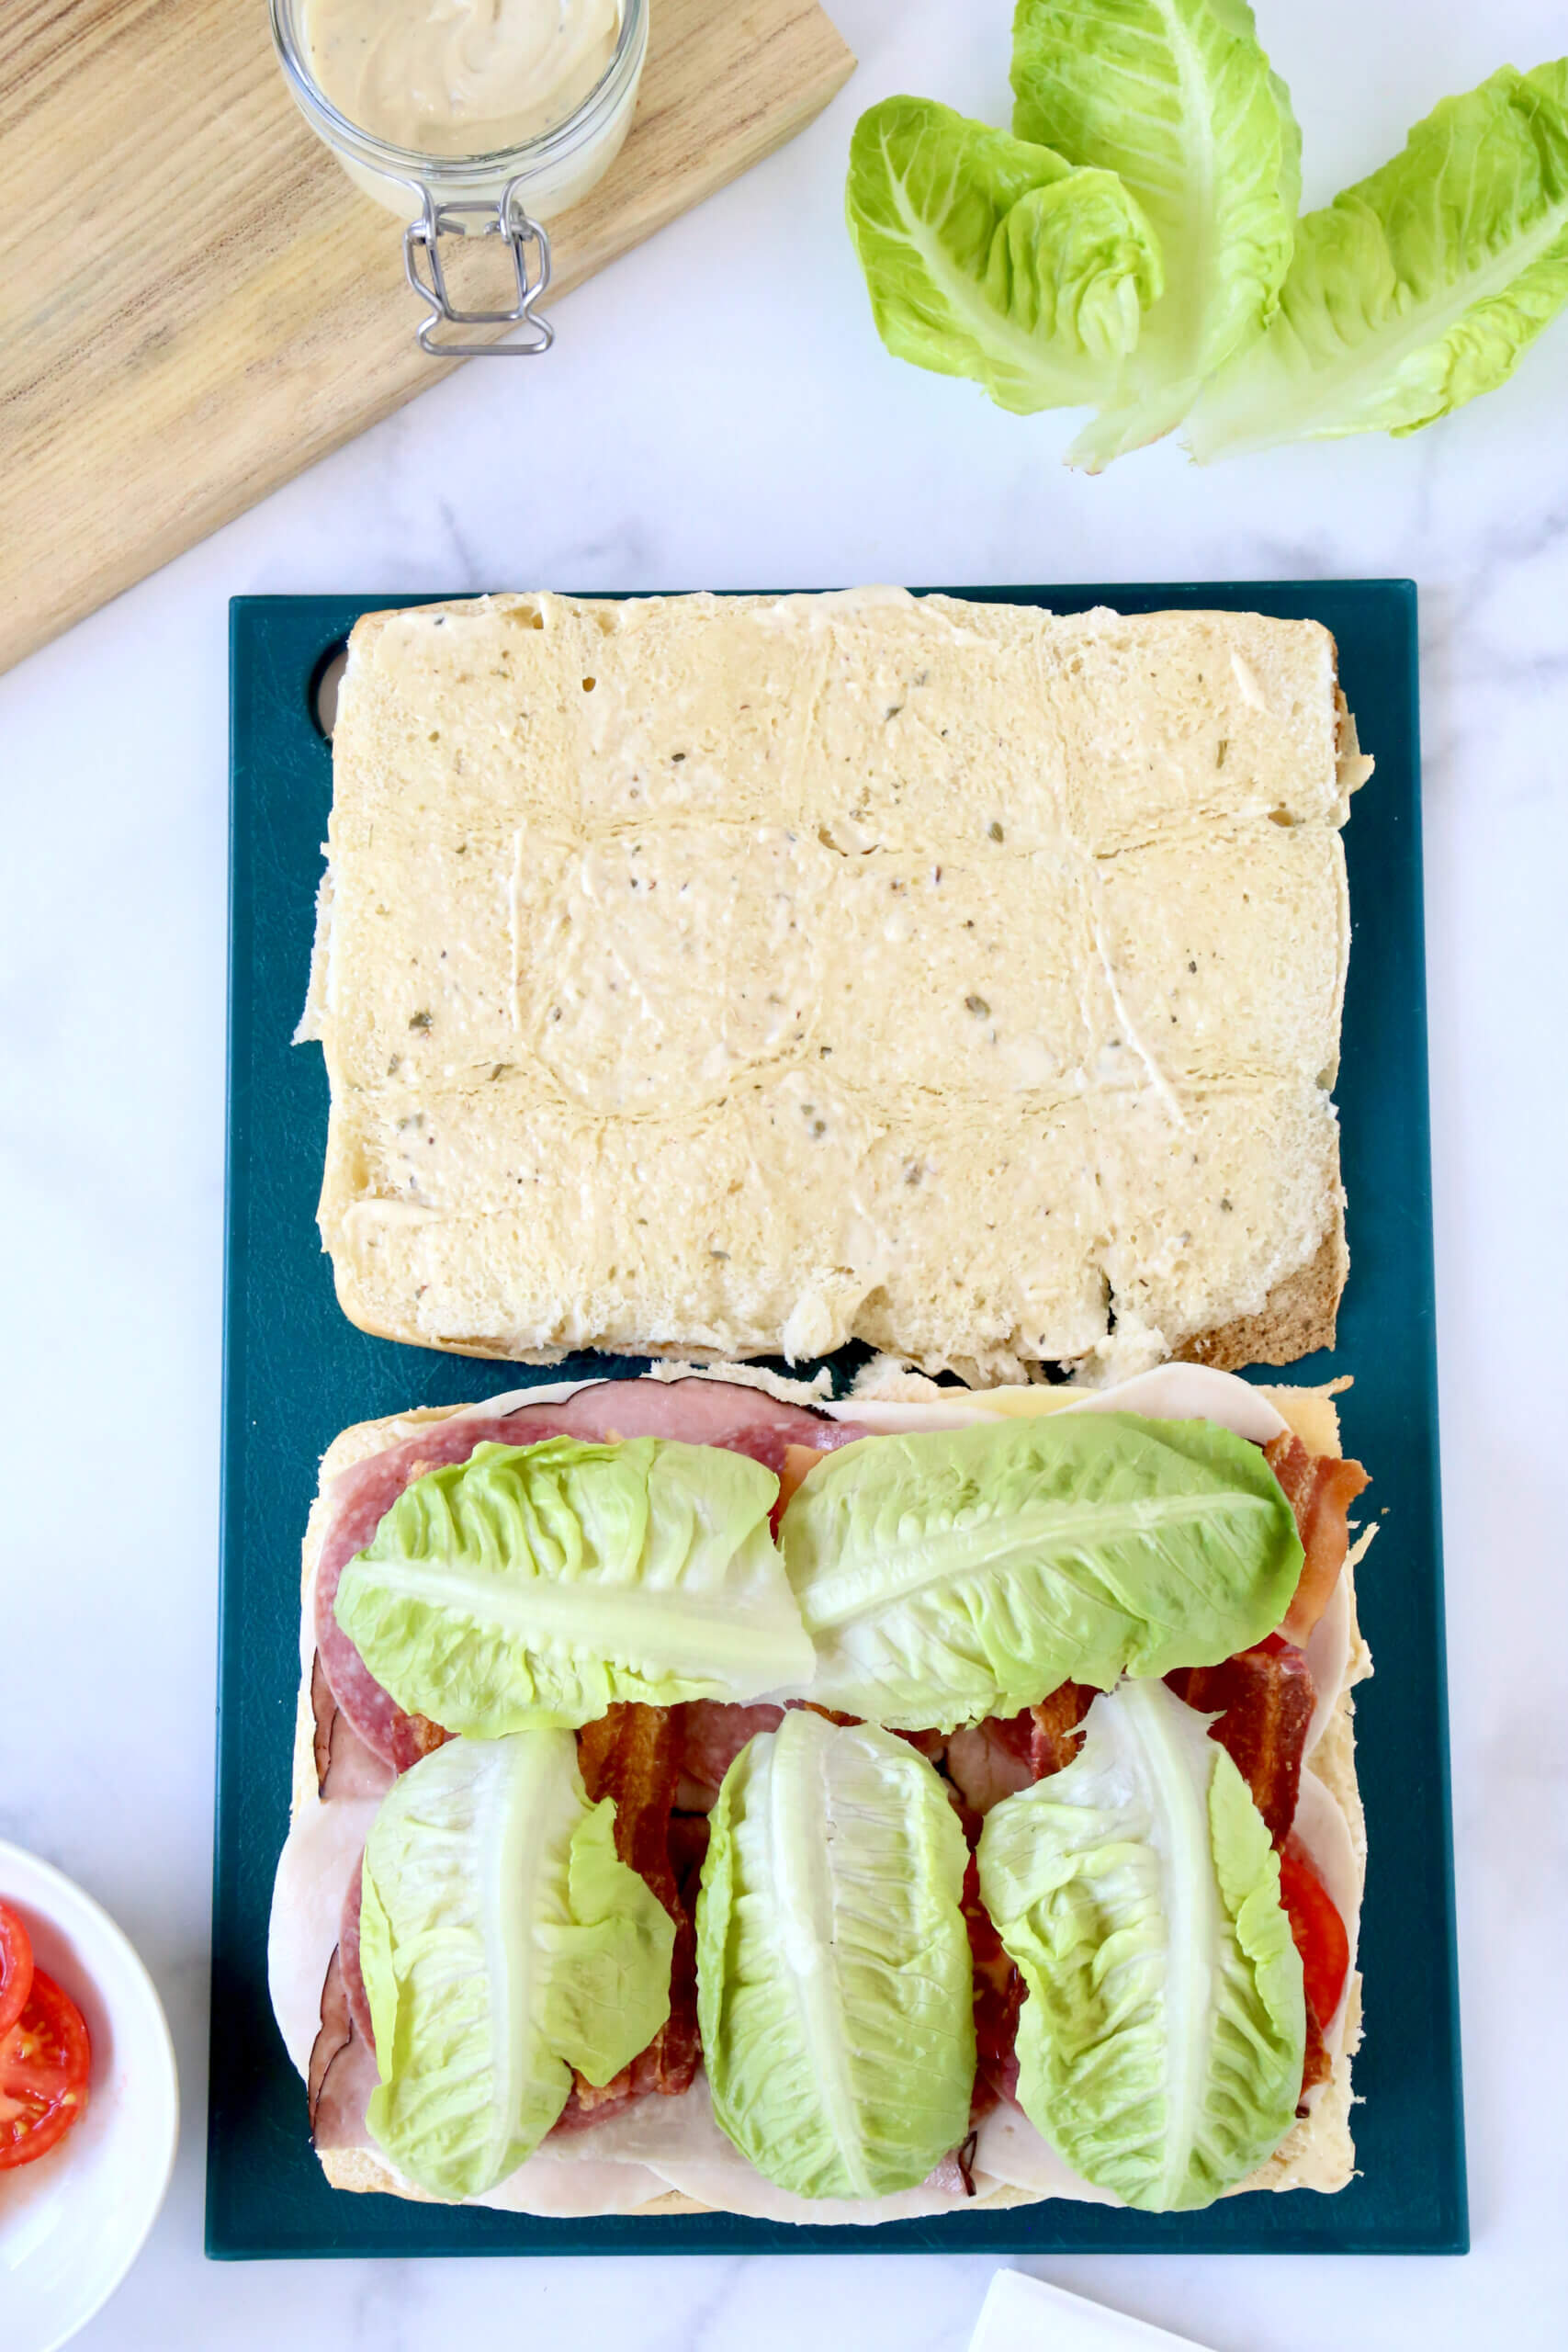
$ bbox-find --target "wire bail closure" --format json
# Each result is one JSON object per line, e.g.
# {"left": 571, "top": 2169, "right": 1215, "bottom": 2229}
{"left": 403, "top": 176, "right": 555, "bottom": 358}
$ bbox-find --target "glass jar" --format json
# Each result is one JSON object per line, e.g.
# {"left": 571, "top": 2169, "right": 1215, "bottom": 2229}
{"left": 269, "top": 0, "right": 649, "bottom": 355}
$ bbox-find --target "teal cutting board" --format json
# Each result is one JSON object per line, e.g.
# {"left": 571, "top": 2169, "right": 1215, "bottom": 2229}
{"left": 209, "top": 582, "right": 1465, "bottom": 2256}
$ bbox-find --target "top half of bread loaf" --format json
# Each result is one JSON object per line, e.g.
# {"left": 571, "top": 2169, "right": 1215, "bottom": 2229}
{"left": 306, "top": 591, "right": 1368, "bottom": 1378}
{"left": 320, "top": 592, "right": 1364, "bottom": 1086}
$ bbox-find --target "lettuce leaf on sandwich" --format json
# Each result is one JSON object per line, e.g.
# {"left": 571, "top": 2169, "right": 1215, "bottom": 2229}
{"left": 359, "top": 1730, "right": 674, "bottom": 2200}
{"left": 978, "top": 1678, "right": 1304, "bottom": 2210}
{"left": 780, "top": 1414, "right": 1303, "bottom": 1732}
{"left": 696, "top": 1710, "right": 975, "bottom": 2199}
{"left": 333, "top": 1435, "right": 814, "bottom": 1735}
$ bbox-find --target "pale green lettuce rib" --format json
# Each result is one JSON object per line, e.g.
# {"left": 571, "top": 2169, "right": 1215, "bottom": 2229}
{"left": 359, "top": 1732, "right": 673, "bottom": 2201}
{"left": 695, "top": 1710, "right": 976, "bottom": 2199}
{"left": 1188, "top": 62, "right": 1568, "bottom": 456}
{"left": 780, "top": 1413, "right": 1303, "bottom": 1732}
{"left": 1010, "top": 0, "right": 1300, "bottom": 466}
{"left": 977, "top": 1679, "right": 1304, "bottom": 2211}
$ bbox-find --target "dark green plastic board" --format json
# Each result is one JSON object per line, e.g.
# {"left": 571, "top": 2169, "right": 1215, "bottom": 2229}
{"left": 210, "top": 582, "right": 1465, "bottom": 2257}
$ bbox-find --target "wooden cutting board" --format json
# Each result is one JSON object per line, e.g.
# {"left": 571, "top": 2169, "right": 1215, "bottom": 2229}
{"left": 0, "top": 0, "right": 854, "bottom": 677}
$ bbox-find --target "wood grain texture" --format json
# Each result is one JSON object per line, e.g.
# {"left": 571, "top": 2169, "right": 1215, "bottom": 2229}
{"left": 0, "top": 0, "right": 854, "bottom": 675}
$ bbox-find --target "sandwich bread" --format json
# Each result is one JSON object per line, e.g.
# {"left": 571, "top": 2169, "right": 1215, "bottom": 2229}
{"left": 301, "top": 591, "right": 1371, "bottom": 1379}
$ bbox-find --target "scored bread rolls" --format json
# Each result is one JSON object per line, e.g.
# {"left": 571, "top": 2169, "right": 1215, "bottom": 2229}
{"left": 302, "top": 592, "right": 1370, "bottom": 1381}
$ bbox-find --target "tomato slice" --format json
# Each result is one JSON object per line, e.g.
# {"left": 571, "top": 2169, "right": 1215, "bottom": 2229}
{"left": 0, "top": 1970, "right": 91, "bottom": 2170}
{"left": 0, "top": 1903, "right": 34, "bottom": 2041}
{"left": 1279, "top": 1837, "right": 1350, "bottom": 2028}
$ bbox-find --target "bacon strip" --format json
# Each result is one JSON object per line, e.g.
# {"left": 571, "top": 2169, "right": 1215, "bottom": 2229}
{"left": 675, "top": 1700, "right": 785, "bottom": 1804}
{"left": 1025, "top": 1684, "right": 1096, "bottom": 1777}
{"left": 964, "top": 1849, "right": 1021, "bottom": 2112}
{"left": 956, "top": 1683, "right": 1094, "bottom": 2111}
{"left": 1166, "top": 1637, "right": 1314, "bottom": 1849}
{"left": 947, "top": 1684, "right": 1094, "bottom": 1817}
{"left": 1264, "top": 1431, "right": 1370, "bottom": 1645}
{"left": 571, "top": 1702, "right": 700, "bottom": 2108}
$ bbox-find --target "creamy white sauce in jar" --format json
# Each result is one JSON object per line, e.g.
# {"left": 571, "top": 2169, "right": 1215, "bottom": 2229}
{"left": 299, "top": 0, "right": 624, "bottom": 158}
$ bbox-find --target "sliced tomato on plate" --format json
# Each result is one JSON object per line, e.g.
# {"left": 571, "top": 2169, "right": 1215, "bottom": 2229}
{"left": 0, "top": 1902, "right": 33, "bottom": 2040}
{"left": 1279, "top": 1836, "right": 1350, "bottom": 2028}
{"left": 0, "top": 1968, "right": 91, "bottom": 2170}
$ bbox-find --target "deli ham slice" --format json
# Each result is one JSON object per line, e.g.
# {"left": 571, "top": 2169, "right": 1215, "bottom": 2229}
{"left": 307, "top": 1948, "right": 351, "bottom": 2127}
{"left": 946, "top": 1726, "right": 1034, "bottom": 1815}
{"left": 925, "top": 2132, "right": 979, "bottom": 2198}
{"left": 494, "top": 1378, "right": 866, "bottom": 1473}
{"left": 310, "top": 1655, "right": 396, "bottom": 1802}
{"left": 339, "top": 1863, "right": 374, "bottom": 2052}
{"left": 308, "top": 1947, "right": 380, "bottom": 2153}
{"left": 314, "top": 1379, "right": 869, "bottom": 1768}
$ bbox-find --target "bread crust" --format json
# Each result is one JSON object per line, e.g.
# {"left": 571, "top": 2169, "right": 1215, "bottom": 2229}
{"left": 289, "top": 1368, "right": 1368, "bottom": 2215}
{"left": 1178, "top": 1213, "right": 1348, "bottom": 1372}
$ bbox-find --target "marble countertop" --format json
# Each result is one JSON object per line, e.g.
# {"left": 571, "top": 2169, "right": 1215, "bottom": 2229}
{"left": 3, "top": 0, "right": 1565, "bottom": 2343}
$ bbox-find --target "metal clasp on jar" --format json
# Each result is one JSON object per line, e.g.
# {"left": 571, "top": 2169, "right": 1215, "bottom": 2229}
{"left": 403, "top": 175, "right": 555, "bottom": 358}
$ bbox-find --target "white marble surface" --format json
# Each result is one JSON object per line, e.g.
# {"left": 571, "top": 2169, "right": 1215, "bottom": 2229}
{"left": 3, "top": 0, "right": 1566, "bottom": 2343}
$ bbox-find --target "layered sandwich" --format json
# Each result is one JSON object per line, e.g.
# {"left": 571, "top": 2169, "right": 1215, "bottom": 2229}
{"left": 300, "top": 590, "right": 1372, "bottom": 1382}
{"left": 269, "top": 1362, "right": 1371, "bottom": 2222}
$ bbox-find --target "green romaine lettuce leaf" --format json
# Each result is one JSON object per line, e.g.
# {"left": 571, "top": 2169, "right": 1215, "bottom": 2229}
{"left": 845, "top": 96, "right": 1163, "bottom": 415}
{"left": 1188, "top": 62, "right": 1568, "bottom": 456}
{"left": 334, "top": 1435, "right": 814, "bottom": 1735}
{"left": 780, "top": 1414, "right": 1302, "bottom": 1731}
{"left": 359, "top": 1731, "right": 673, "bottom": 2200}
{"left": 1010, "top": 0, "right": 1300, "bottom": 465}
{"left": 695, "top": 1709, "right": 975, "bottom": 2199}
{"left": 977, "top": 1679, "right": 1303, "bottom": 2210}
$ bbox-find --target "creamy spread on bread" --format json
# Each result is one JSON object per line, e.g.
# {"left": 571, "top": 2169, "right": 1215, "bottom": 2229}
{"left": 304, "top": 591, "right": 1368, "bottom": 1378}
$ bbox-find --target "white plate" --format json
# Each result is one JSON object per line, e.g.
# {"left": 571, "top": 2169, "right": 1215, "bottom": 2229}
{"left": 0, "top": 1842, "right": 179, "bottom": 2352}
